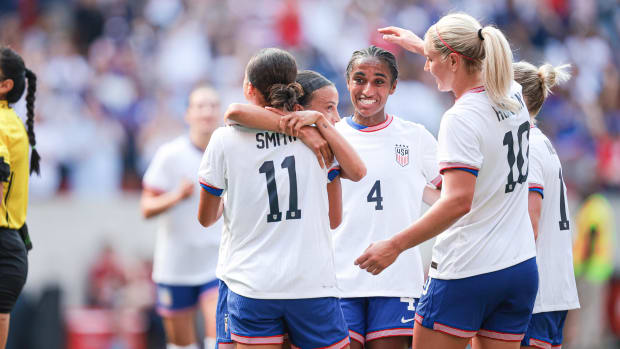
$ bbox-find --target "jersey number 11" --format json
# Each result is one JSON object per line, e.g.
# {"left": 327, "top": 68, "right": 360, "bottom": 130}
{"left": 259, "top": 156, "right": 302, "bottom": 223}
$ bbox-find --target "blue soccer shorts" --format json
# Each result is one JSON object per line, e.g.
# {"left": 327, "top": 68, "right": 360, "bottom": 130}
{"left": 521, "top": 311, "right": 568, "bottom": 349}
{"left": 415, "top": 257, "right": 538, "bottom": 342}
{"left": 215, "top": 280, "right": 235, "bottom": 349}
{"left": 340, "top": 296, "right": 418, "bottom": 345}
{"left": 227, "top": 289, "right": 349, "bottom": 348}
{"left": 156, "top": 278, "right": 219, "bottom": 316}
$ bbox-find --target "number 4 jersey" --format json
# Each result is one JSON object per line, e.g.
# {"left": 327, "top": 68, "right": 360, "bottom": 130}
{"left": 432, "top": 82, "right": 536, "bottom": 280}
{"left": 334, "top": 115, "right": 442, "bottom": 298}
{"left": 528, "top": 126, "right": 579, "bottom": 313}
{"left": 198, "top": 125, "right": 339, "bottom": 299}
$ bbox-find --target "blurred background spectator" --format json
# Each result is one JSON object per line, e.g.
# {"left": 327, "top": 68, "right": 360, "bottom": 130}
{"left": 1, "top": 0, "right": 619, "bottom": 348}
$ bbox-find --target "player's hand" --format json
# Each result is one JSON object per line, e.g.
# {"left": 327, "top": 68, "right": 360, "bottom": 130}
{"left": 280, "top": 111, "right": 323, "bottom": 137}
{"left": 354, "top": 239, "right": 401, "bottom": 275}
{"left": 177, "top": 179, "right": 194, "bottom": 200}
{"left": 378, "top": 26, "right": 424, "bottom": 55}
{"left": 298, "top": 126, "right": 334, "bottom": 169}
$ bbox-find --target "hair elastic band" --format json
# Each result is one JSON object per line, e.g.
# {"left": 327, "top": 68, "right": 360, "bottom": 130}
{"left": 478, "top": 28, "right": 484, "bottom": 41}
{"left": 435, "top": 26, "right": 476, "bottom": 61}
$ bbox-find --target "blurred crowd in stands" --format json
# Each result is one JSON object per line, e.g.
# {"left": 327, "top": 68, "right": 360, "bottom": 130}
{"left": 0, "top": 0, "right": 618, "bottom": 201}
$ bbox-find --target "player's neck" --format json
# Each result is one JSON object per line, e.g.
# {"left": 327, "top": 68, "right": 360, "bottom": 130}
{"left": 352, "top": 110, "right": 386, "bottom": 127}
{"left": 189, "top": 130, "right": 211, "bottom": 151}
{"left": 452, "top": 73, "right": 483, "bottom": 101}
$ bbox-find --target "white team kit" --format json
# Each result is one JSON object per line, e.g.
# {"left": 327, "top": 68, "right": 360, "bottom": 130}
{"left": 528, "top": 126, "right": 580, "bottom": 313}
{"left": 198, "top": 125, "right": 340, "bottom": 299}
{"left": 432, "top": 83, "right": 537, "bottom": 280}
{"left": 334, "top": 114, "right": 441, "bottom": 298}
{"left": 143, "top": 135, "right": 222, "bottom": 285}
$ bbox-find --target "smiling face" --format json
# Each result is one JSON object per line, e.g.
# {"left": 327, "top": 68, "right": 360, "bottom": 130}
{"left": 305, "top": 85, "right": 340, "bottom": 125}
{"left": 346, "top": 57, "right": 396, "bottom": 121}
{"left": 423, "top": 37, "right": 455, "bottom": 92}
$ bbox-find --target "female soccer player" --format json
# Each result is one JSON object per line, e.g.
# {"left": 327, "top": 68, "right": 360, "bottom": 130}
{"left": 198, "top": 48, "right": 364, "bottom": 349}
{"left": 214, "top": 69, "right": 348, "bottom": 349}
{"left": 0, "top": 47, "right": 39, "bottom": 349}
{"left": 356, "top": 14, "right": 538, "bottom": 349}
{"left": 512, "top": 62, "right": 580, "bottom": 349}
{"left": 226, "top": 48, "right": 442, "bottom": 348}
{"left": 141, "top": 86, "right": 223, "bottom": 349}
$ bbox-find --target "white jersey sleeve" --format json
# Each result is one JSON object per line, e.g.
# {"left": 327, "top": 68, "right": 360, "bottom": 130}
{"left": 437, "top": 112, "right": 483, "bottom": 172}
{"left": 143, "top": 145, "right": 175, "bottom": 193}
{"left": 198, "top": 128, "right": 227, "bottom": 196}
{"left": 418, "top": 128, "right": 442, "bottom": 188}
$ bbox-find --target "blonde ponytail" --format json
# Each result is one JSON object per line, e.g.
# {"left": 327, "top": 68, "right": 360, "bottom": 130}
{"left": 425, "top": 13, "right": 520, "bottom": 114}
{"left": 479, "top": 26, "right": 521, "bottom": 114}
{"left": 513, "top": 61, "right": 571, "bottom": 117}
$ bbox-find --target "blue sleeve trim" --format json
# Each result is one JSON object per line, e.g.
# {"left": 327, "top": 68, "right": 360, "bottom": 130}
{"left": 529, "top": 187, "right": 544, "bottom": 198}
{"left": 200, "top": 183, "right": 223, "bottom": 197}
{"left": 447, "top": 167, "right": 479, "bottom": 177}
{"left": 328, "top": 169, "right": 341, "bottom": 182}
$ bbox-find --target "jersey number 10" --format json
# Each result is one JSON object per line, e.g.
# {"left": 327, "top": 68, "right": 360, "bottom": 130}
{"left": 503, "top": 121, "right": 530, "bottom": 193}
{"left": 259, "top": 156, "right": 302, "bottom": 223}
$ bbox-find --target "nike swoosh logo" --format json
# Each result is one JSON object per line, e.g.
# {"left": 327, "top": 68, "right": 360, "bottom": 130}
{"left": 401, "top": 316, "right": 415, "bottom": 323}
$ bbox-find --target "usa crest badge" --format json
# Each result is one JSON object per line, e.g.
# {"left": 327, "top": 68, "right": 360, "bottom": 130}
{"left": 395, "top": 144, "right": 409, "bottom": 167}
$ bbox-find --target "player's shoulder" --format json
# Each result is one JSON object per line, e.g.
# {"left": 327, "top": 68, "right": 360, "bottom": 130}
{"left": 152, "top": 135, "right": 188, "bottom": 158}
{"left": 392, "top": 115, "right": 431, "bottom": 133}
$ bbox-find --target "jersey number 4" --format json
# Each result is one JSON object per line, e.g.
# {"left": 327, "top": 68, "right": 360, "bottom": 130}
{"left": 503, "top": 121, "right": 530, "bottom": 193}
{"left": 367, "top": 180, "right": 384, "bottom": 210}
{"left": 259, "top": 156, "right": 301, "bottom": 223}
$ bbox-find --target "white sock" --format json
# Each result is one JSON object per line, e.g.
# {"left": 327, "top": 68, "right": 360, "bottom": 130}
{"left": 167, "top": 343, "right": 199, "bottom": 349}
{"left": 204, "top": 337, "right": 217, "bottom": 349}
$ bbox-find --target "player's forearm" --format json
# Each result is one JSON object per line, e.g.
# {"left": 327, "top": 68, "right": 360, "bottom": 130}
{"left": 315, "top": 116, "right": 366, "bottom": 182}
{"left": 392, "top": 194, "right": 470, "bottom": 252}
{"left": 141, "top": 191, "right": 183, "bottom": 219}
{"left": 225, "top": 103, "right": 280, "bottom": 131}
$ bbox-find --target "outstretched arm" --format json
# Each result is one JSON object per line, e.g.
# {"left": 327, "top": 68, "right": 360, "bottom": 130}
{"left": 355, "top": 169, "right": 475, "bottom": 275}
{"left": 378, "top": 26, "right": 425, "bottom": 56}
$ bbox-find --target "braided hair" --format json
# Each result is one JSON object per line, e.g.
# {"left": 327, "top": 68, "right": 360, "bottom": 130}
{"left": 0, "top": 47, "right": 40, "bottom": 175}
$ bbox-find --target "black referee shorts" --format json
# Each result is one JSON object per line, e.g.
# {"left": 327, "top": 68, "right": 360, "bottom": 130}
{"left": 0, "top": 228, "right": 28, "bottom": 313}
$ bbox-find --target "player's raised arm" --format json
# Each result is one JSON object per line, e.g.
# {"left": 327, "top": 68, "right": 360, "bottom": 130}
{"left": 378, "top": 26, "right": 425, "bottom": 55}
{"left": 225, "top": 103, "right": 334, "bottom": 169}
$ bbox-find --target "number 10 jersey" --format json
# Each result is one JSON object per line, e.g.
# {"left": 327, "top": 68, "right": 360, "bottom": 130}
{"left": 198, "top": 125, "right": 339, "bottom": 299}
{"left": 432, "top": 82, "right": 537, "bottom": 280}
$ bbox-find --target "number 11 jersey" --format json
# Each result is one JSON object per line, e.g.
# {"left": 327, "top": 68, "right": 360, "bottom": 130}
{"left": 198, "top": 125, "right": 339, "bottom": 300}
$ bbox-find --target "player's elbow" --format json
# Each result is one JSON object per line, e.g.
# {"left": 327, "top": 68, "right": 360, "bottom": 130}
{"left": 348, "top": 164, "right": 367, "bottom": 182}
{"left": 451, "top": 194, "right": 472, "bottom": 217}
{"left": 224, "top": 103, "right": 243, "bottom": 122}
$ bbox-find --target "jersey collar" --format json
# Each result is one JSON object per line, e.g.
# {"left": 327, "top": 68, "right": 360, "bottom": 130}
{"left": 0, "top": 100, "right": 7, "bottom": 109}
{"left": 346, "top": 114, "right": 393, "bottom": 133}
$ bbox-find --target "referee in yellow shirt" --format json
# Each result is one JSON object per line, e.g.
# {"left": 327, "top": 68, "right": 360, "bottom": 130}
{"left": 0, "top": 47, "right": 40, "bottom": 349}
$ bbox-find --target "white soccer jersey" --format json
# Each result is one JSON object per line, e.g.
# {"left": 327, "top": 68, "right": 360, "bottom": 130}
{"left": 529, "top": 126, "right": 580, "bottom": 313}
{"left": 143, "top": 135, "right": 222, "bottom": 285}
{"left": 431, "top": 83, "right": 537, "bottom": 280}
{"left": 334, "top": 115, "right": 441, "bottom": 298}
{"left": 198, "top": 125, "right": 340, "bottom": 299}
